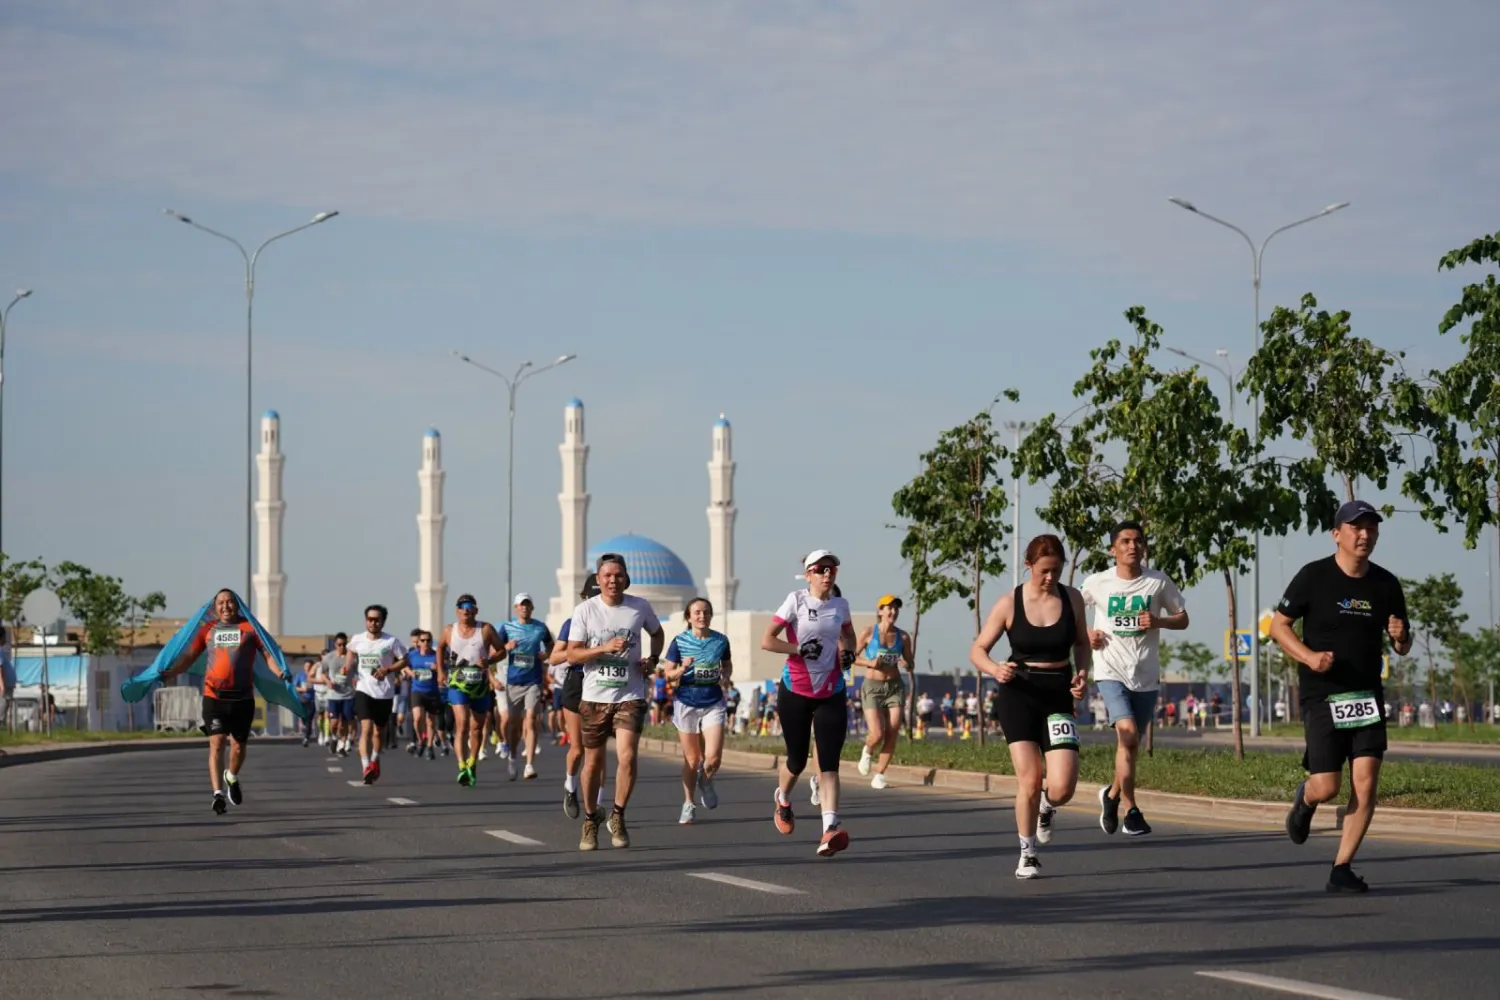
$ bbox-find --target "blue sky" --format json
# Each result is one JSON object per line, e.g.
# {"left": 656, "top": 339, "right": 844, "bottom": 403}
{"left": 3, "top": 1, "right": 1499, "bottom": 677}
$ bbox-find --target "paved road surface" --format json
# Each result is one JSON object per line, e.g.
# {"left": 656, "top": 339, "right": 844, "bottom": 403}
{"left": 2, "top": 740, "right": 1497, "bottom": 999}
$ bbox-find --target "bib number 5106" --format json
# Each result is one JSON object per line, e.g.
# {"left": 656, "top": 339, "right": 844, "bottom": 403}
{"left": 1329, "top": 692, "right": 1381, "bottom": 730}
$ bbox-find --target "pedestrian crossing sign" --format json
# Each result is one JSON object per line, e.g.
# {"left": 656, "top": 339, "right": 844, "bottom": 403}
{"left": 1224, "top": 629, "right": 1253, "bottom": 661}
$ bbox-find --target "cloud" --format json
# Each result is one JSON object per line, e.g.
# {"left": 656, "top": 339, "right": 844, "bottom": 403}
{"left": 2, "top": 0, "right": 1496, "bottom": 282}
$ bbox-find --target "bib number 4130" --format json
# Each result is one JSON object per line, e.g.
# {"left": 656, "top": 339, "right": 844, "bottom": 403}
{"left": 1329, "top": 692, "right": 1381, "bottom": 729}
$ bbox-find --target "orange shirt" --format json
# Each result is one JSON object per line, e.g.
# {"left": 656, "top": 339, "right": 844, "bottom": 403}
{"left": 188, "top": 619, "right": 263, "bottom": 701}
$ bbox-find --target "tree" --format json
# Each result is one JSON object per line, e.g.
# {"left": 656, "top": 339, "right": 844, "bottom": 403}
{"left": 1011, "top": 411, "right": 1120, "bottom": 586}
{"left": 1167, "top": 640, "right": 1218, "bottom": 698}
{"left": 887, "top": 502, "right": 943, "bottom": 739}
{"left": 1448, "top": 626, "right": 1499, "bottom": 729}
{"left": 1401, "top": 573, "right": 1467, "bottom": 711}
{"left": 1, "top": 553, "right": 49, "bottom": 640}
{"left": 51, "top": 560, "right": 166, "bottom": 664}
{"left": 892, "top": 400, "right": 1015, "bottom": 745}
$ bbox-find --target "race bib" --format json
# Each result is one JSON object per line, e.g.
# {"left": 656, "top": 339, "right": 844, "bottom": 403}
{"left": 1046, "top": 713, "right": 1079, "bottom": 748}
{"left": 876, "top": 653, "right": 900, "bottom": 669}
{"left": 357, "top": 653, "right": 381, "bottom": 676}
{"left": 412, "top": 668, "right": 433, "bottom": 682}
{"left": 212, "top": 627, "right": 242, "bottom": 649}
{"left": 454, "top": 666, "right": 484, "bottom": 687}
{"left": 691, "top": 662, "right": 722, "bottom": 685}
{"left": 1329, "top": 691, "right": 1381, "bottom": 729}
{"left": 1110, "top": 614, "right": 1143, "bottom": 636}
{"left": 596, "top": 656, "right": 631, "bottom": 687}
{"left": 512, "top": 652, "right": 535, "bottom": 669}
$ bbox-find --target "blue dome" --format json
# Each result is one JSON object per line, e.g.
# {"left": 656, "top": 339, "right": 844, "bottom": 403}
{"left": 424, "top": 427, "right": 440, "bottom": 438}
{"left": 588, "top": 533, "right": 694, "bottom": 588}
{"left": 262, "top": 409, "right": 279, "bottom": 420}
{"left": 714, "top": 413, "right": 730, "bottom": 428}
{"left": 567, "top": 398, "right": 584, "bottom": 409}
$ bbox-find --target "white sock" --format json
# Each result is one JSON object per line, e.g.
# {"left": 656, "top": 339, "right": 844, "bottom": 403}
{"left": 361, "top": 756, "right": 370, "bottom": 769}
{"left": 775, "top": 787, "right": 789, "bottom": 807}
{"left": 226, "top": 770, "right": 238, "bottom": 781}
{"left": 1040, "top": 791, "right": 1054, "bottom": 813}
{"left": 1020, "top": 834, "right": 1037, "bottom": 852}
{"left": 822, "top": 811, "right": 839, "bottom": 832}
{"left": 372, "top": 751, "right": 380, "bottom": 762}
{"left": 564, "top": 773, "right": 578, "bottom": 793}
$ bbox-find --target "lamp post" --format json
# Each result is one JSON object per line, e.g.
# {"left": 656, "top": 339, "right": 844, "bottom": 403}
{"left": 165, "top": 209, "right": 339, "bottom": 603}
{"left": 1165, "top": 346, "right": 1237, "bottom": 424}
{"left": 0, "top": 288, "right": 34, "bottom": 558}
{"left": 1168, "top": 196, "right": 1349, "bottom": 736}
{"left": 1003, "top": 420, "right": 1031, "bottom": 586}
{"left": 453, "top": 351, "right": 577, "bottom": 601}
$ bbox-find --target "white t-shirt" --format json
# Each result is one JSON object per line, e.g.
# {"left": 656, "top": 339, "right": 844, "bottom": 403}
{"left": 1080, "top": 567, "right": 1186, "bottom": 692}
{"left": 570, "top": 595, "right": 662, "bottom": 704}
{"left": 774, "top": 590, "right": 853, "bottom": 698}
{"left": 348, "top": 632, "right": 408, "bottom": 700}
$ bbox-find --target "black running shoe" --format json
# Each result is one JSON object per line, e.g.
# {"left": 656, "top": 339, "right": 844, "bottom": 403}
{"left": 1327, "top": 863, "right": 1369, "bottom": 894}
{"left": 223, "top": 771, "right": 243, "bottom": 806}
{"left": 563, "top": 788, "right": 581, "bottom": 819}
{"left": 1098, "top": 785, "right": 1121, "bottom": 835}
{"left": 1286, "top": 781, "right": 1316, "bottom": 845}
{"left": 1122, "top": 807, "right": 1152, "bottom": 837}
{"left": 212, "top": 792, "right": 227, "bottom": 815}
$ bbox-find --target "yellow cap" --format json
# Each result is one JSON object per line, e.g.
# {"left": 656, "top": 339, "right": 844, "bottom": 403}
{"left": 877, "top": 594, "right": 903, "bottom": 609}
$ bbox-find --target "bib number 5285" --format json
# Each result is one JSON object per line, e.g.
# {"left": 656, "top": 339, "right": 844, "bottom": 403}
{"left": 1328, "top": 692, "right": 1381, "bottom": 729}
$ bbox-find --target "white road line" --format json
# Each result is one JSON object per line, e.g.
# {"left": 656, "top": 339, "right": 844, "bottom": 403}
{"left": 486, "top": 830, "right": 544, "bottom": 846}
{"left": 685, "top": 872, "right": 806, "bottom": 895}
{"left": 387, "top": 797, "right": 418, "bottom": 806}
{"left": 327, "top": 766, "right": 342, "bottom": 773}
{"left": 347, "top": 780, "right": 366, "bottom": 787}
{"left": 1196, "top": 971, "right": 1404, "bottom": 1000}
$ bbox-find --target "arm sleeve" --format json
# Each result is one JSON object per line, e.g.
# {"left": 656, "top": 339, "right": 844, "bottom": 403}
{"left": 1278, "top": 564, "right": 1314, "bottom": 620}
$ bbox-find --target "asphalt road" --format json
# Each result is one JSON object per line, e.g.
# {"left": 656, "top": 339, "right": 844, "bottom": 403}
{"left": 2, "top": 739, "right": 1498, "bottom": 1000}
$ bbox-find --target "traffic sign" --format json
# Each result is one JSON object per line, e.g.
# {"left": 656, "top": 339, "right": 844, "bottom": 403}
{"left": 1224, "top": 629, "right": 1253, "bottom": 661}
{"left": 1257, "top": 609, "right": 1275, "bottom": 640}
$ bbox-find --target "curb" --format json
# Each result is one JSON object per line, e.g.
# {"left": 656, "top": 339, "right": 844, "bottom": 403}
{"left": 638, "top": 738, "right": 1500, "bottom": 844}
{"left": 0, "top": 735, "right": 298, "bottom": 769}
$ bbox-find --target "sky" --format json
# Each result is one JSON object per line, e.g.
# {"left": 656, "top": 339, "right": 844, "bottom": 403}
{"left": 3, "top": 1, "right": 1499, "bottom": 680}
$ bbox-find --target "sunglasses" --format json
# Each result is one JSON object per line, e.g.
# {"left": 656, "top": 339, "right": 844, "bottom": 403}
{"left": 457, "top": 602, "right": 477, "bottom": 611}
{"left": 807, "top": 564, "right": 837, "bottom": 575}
{"left": 366, "top": 617, "right": 384, "bottom": 624}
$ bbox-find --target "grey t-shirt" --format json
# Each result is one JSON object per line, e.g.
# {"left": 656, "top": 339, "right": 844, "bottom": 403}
{"left": 321, "top": 650, "right": 354, "bottom": 700}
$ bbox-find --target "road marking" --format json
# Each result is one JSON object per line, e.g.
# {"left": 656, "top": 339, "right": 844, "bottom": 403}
{"left": 1196, "top": 971, "right": 1403, "bottom": 999}
{"left": 486, "top": 830, "right": 544, "bottom": 846}
{"left": 327, "top": 766, "right": 342, "bottom": 773}
{"left": 387, "top": 797, "right": 418, "bottom": 806}
{"left": 347, "top": 780, "right": 366, "bottom": 787}
{"left": 686, "top": 872, "right": 805, "bottom": 895}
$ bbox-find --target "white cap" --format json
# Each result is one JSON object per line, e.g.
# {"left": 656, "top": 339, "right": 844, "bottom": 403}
{"left": 512, "top": 592, "right": 534, "bottom": 607}
{"left": 803, "top": 549, "right": 840, "bottom": 570}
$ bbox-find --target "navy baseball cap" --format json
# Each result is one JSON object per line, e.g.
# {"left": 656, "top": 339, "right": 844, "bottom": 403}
{"left": 1335, "top": 500, "right": 1383, "bottom": 526}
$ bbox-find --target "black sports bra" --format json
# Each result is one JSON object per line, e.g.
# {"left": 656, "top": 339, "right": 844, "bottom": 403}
{"left": 1008, "top": 584, "right": 1076, "bottom": 666}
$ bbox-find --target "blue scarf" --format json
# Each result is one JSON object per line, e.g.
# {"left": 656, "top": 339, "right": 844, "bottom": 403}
{"left": 121, "top": 591, "right": 311, "bottom": 720}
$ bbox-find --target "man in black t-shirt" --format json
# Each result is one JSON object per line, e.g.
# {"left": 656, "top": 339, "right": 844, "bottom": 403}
{"left": 1270, "top": 500, "right": 1412, "bottom": 893}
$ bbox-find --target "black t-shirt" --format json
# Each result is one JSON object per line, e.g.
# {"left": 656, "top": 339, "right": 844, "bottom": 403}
{"left": 1277, "top": 555, "right": 1408, "bottom": 702}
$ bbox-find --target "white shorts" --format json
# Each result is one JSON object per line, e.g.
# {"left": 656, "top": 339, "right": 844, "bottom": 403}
{"left": 673, "top": 701, "right": 727, "bottom": 735}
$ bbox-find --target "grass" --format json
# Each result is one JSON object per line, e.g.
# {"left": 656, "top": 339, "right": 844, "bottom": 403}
{"left": 646, "top": 725, "right": 1500, "bottom": 813}
{"left": 0, "top": 727, "right": 199, "bottom": 748}
{"left": 1261, "top": 722, "right": 1500, "bottom": 745}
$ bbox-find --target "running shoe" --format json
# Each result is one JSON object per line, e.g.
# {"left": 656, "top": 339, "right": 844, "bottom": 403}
{"left": 302, "top": 737, "right": 311, "bottom": 748}
{"left": 456, "top": 765, "right": 473, "bottom": 787}
{"left": 1098, "top": 785, "right": 1121, "bottom": 836}
{"left": 1286, "top": 781, "right": 1316, "bottom": 845}
{"left": 362, "top": 763, "right": 376, "bottom": 785}
{"left": 817, "top": 827, "right": 850, "bottom": 857}
{"left": 406, "top": 742, "right": 418, "bottom": 755}
{"left": 212, "top": 791, "right": 227, "bottom": 815}
{"left": 858, "top": 746, "right": 872, "bottom": 776}
{"left": 478, "top": 748, "right": 490, "bottom": 762}
{"left": 524, "top": 763, "right": 537, "bottom": 780}
{"left": 679, "top": 802, "right": 696, "bottom": 825}
{"left": 507, "top": 758, "right": 519, "bottom": 781}
{"left": 1037, "top": 802, "right": 1055, "bottom": 844}
{"left": 608, "top": 811, "right": 630, "bottom": 848}
{"left": 369, "top": 759, "right": 382, "bottom": 784}
{"left": 773, "top": 794, "right": 795, "bottom": 835}
{"left": 563, "top": 788, "right": 581, "bottom": 819}
{"left": 809, "top": 773, "right": 821, "bottom": 806}
{"left": 425, "top": 745, "right": 436, "bottom": 761}
{"left": 1326, "top": 863, "right": 1369, "bottom": 894}
{"left": 871, "top": 773, "right": 888, "bottom": 790}
{"left": 222, "top": 771, "right": 243, "bottom": 806}
{"left": 1122, "top": 807, "right": 1152, "bottom": 837}
{"left": 1015, "top": 852, "right": 1041, "bottom": 879}
{"left": 697, "top": 769, "right": 718, "bottom": 810}
{"left": 580, "top": 810, "right": 601, "bottom": 851}
{"left": 499, "top": 741, "right": 511, "bottom": 760}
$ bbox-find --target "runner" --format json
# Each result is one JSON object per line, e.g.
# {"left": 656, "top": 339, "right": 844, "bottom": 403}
{"left": 436, "top": 594, "right": 506, "bottom": 787}
{"left": 663, "top": 597, "right": 733, "bottom": 824}
{"left": 346, "top": 605, "right": 409, "bottom": 785}
{"left": 1274, "top": 500, "right": 1411, "bottom": 893}
{"left": 562, "top": 553, "right": 664, "bottom": 850}
{"left": 1081, "top": 520, "right": 1189, "bottom": 837}
{"left": 970, "top": 534, "right": 1091, "bottom": 879}
{"left": 319, "top": 633, "right": 355, "bottom": 756}
{"left": 405, "top": 630, "right": 442, "bottom": 759}
{"left": 550, "top": 573, "right": 603, "bottom": 818}
{"left": 855, "top": 595, "right": 913, "bottom": 789}
{"left": 761, "top": 550, "right": 858, "bottom": 857}
{"left": 293, "top": 658, "right": 319, "bottom": 746}
{"left": 151, "top": 588, "right": 295, "bottom": 814}
{"left": 500, "top": 593, "right": 554, "bottom": 781}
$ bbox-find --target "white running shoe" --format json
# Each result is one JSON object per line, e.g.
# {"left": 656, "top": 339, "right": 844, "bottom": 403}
{"left": 499, "top": 742, "right": 512, "bottom": 760}
{"left": 871, "top": 773, "right": 888, "bottom": 790}
{"left": 679, "top": 802, "right": 696, "bottom": 825}
{"left": 507, "top": 758, "right": 519, "bottom": 781}
{"left": 523, "top": 763, "right": 537, "bottom": 780}
{"left": 1037, "top": 802, "right": 1055, "bottom": 844}
{"left": 1015, "top": 852, "right": 1041, "bottom": 879}
{"left": 479, "top": 748, "right": 490, "bottom": 761}
{"left": 858, "top": 746, "right": 872, "bottom": 776}
{"left": 809, "top": 773, "right": 821, "bottom": 806}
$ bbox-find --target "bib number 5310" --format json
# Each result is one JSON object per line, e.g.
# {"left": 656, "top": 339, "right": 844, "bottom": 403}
{"left": 1329, "top": 692, "right": 1381, "bottom": 729}
{"left": 1046, "top": 714, "right": 1079, "bottom": 748}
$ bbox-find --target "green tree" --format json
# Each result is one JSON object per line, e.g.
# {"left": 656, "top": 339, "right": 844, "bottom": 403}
{"left": 892, "top": 399, "right": 1015, "bottom": 745}
{"left": 51, "top": 561, "right": 166, "bottom": 663}
{"left": 1011, "top": 409, "right": 1119, "bottom": 586}
{"left": 1448, "top": 625, "right": 1499, "bottom": 729}
{"left": 1166, "top": 639, "right": 1218, "bottom": 697}
{"left": 1401, "top": 573, "right": 1467, "bottom": 710}
{"left": 1, "top": 553, "right": 49, "bottom": 639}
{"left": 887, "top": 503, "right": 942, "bottom": 739}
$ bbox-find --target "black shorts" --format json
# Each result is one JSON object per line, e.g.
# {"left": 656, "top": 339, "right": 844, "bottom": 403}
{"left": 1302, "top": 692, "right": 1387, "bottom": 774}
{"left": 355, "top": 692, "right": 394, "bottom": 727}
{"left": 994, "top": 668, "right": 1078, "bottom": 753}
{"left": 416, "top": 691, "right": 444, "bottom": 714}
{"left": 202, "top": 696, "right": 254, "bottom": 743}
{"left": 563, "top": 669, "right": 584, "bottom": 714}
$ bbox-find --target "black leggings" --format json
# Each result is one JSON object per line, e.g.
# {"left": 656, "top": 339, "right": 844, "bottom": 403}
{"left": 776, "top": 682, "right": 848, "bottom": 776}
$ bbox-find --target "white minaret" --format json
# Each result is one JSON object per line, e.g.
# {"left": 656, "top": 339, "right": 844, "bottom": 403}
{"left": 553, "top": 398, "right": 590, "bottom": 618}
{"left": 705, "top": 413, "right": 738, "bottom": 612}
{"left": 253, "top": 409, "right": 286, "bottom": 634}
{"left": 415, "top": 428, "right": 447, "bottom": 633}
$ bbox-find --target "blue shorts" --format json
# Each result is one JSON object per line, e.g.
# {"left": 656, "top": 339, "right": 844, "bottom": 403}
{"left": 447, "top": 687, "right": 494, "bottom": 713}
{"left": 1097, "top": 680, "right": 1157, "bottom": 733}
{"left": 326, "top": 698, "right": 355, "bottom": 723}
{"left": 552, "top": 687, "right": 566, "bottom": 711}
{"left": 394, "top": 694, "right": 410, "bottom": 715}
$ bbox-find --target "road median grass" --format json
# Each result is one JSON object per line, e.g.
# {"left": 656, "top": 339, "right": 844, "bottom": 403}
{"left": 0, "top": 727, "right": 198, "bottom": 748}
{"left": 646, "top": 725, "right": 1500, "bottom": 813}
{"left": 1260, "top": 721, "right": 1500, "bottom": 745}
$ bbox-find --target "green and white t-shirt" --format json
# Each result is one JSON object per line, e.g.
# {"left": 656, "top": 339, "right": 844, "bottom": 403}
{"left": 1080, "top": 567, "right": 1185, "bottom": 692}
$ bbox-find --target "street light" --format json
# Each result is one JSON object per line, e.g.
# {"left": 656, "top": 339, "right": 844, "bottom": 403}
{"left": 1168, "top": 196, "right": 1349, "bottom": 736}
{"left": 453, "top": 350, "right": 577, "bottom": 601}
{"left": 165, "top": 209, "right": 339, "bottom": 603}
{"left": 1003, "top": 420, "right": 1032, "bottom": 586}
{"left": 0, "top": 288, "right": 34, "bottom": 557}
{"left": 1165, "top": 346, "right": 1237, "bottom": 424}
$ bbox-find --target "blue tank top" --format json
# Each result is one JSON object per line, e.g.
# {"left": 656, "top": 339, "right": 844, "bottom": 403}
{"left": 502, "top": 619, "right": 552, "bottom": 686}
{"left": 864, "top": 627, "right": 905, "bottom": 668}
{"left": 408, "top": 650, "right": 438, "bottom": 694}
{"left": 667, "top": 630, "right": 730, "bottom": 708}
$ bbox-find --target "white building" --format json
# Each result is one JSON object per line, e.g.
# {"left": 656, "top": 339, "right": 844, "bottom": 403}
{"left": 414, "top": 427, "right": 447, "bottom": 633}
{"left": 252, "top": 410, "right": 287, "bottom": 634}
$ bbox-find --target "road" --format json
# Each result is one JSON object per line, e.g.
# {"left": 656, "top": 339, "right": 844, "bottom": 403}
{"left": 2, "top": 740, "right": 1497, "bottom": 999}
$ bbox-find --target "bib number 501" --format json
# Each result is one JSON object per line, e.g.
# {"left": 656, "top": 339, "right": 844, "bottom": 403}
{"left": 1046, "top": 714, "right": 1079, "bottom": 748}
